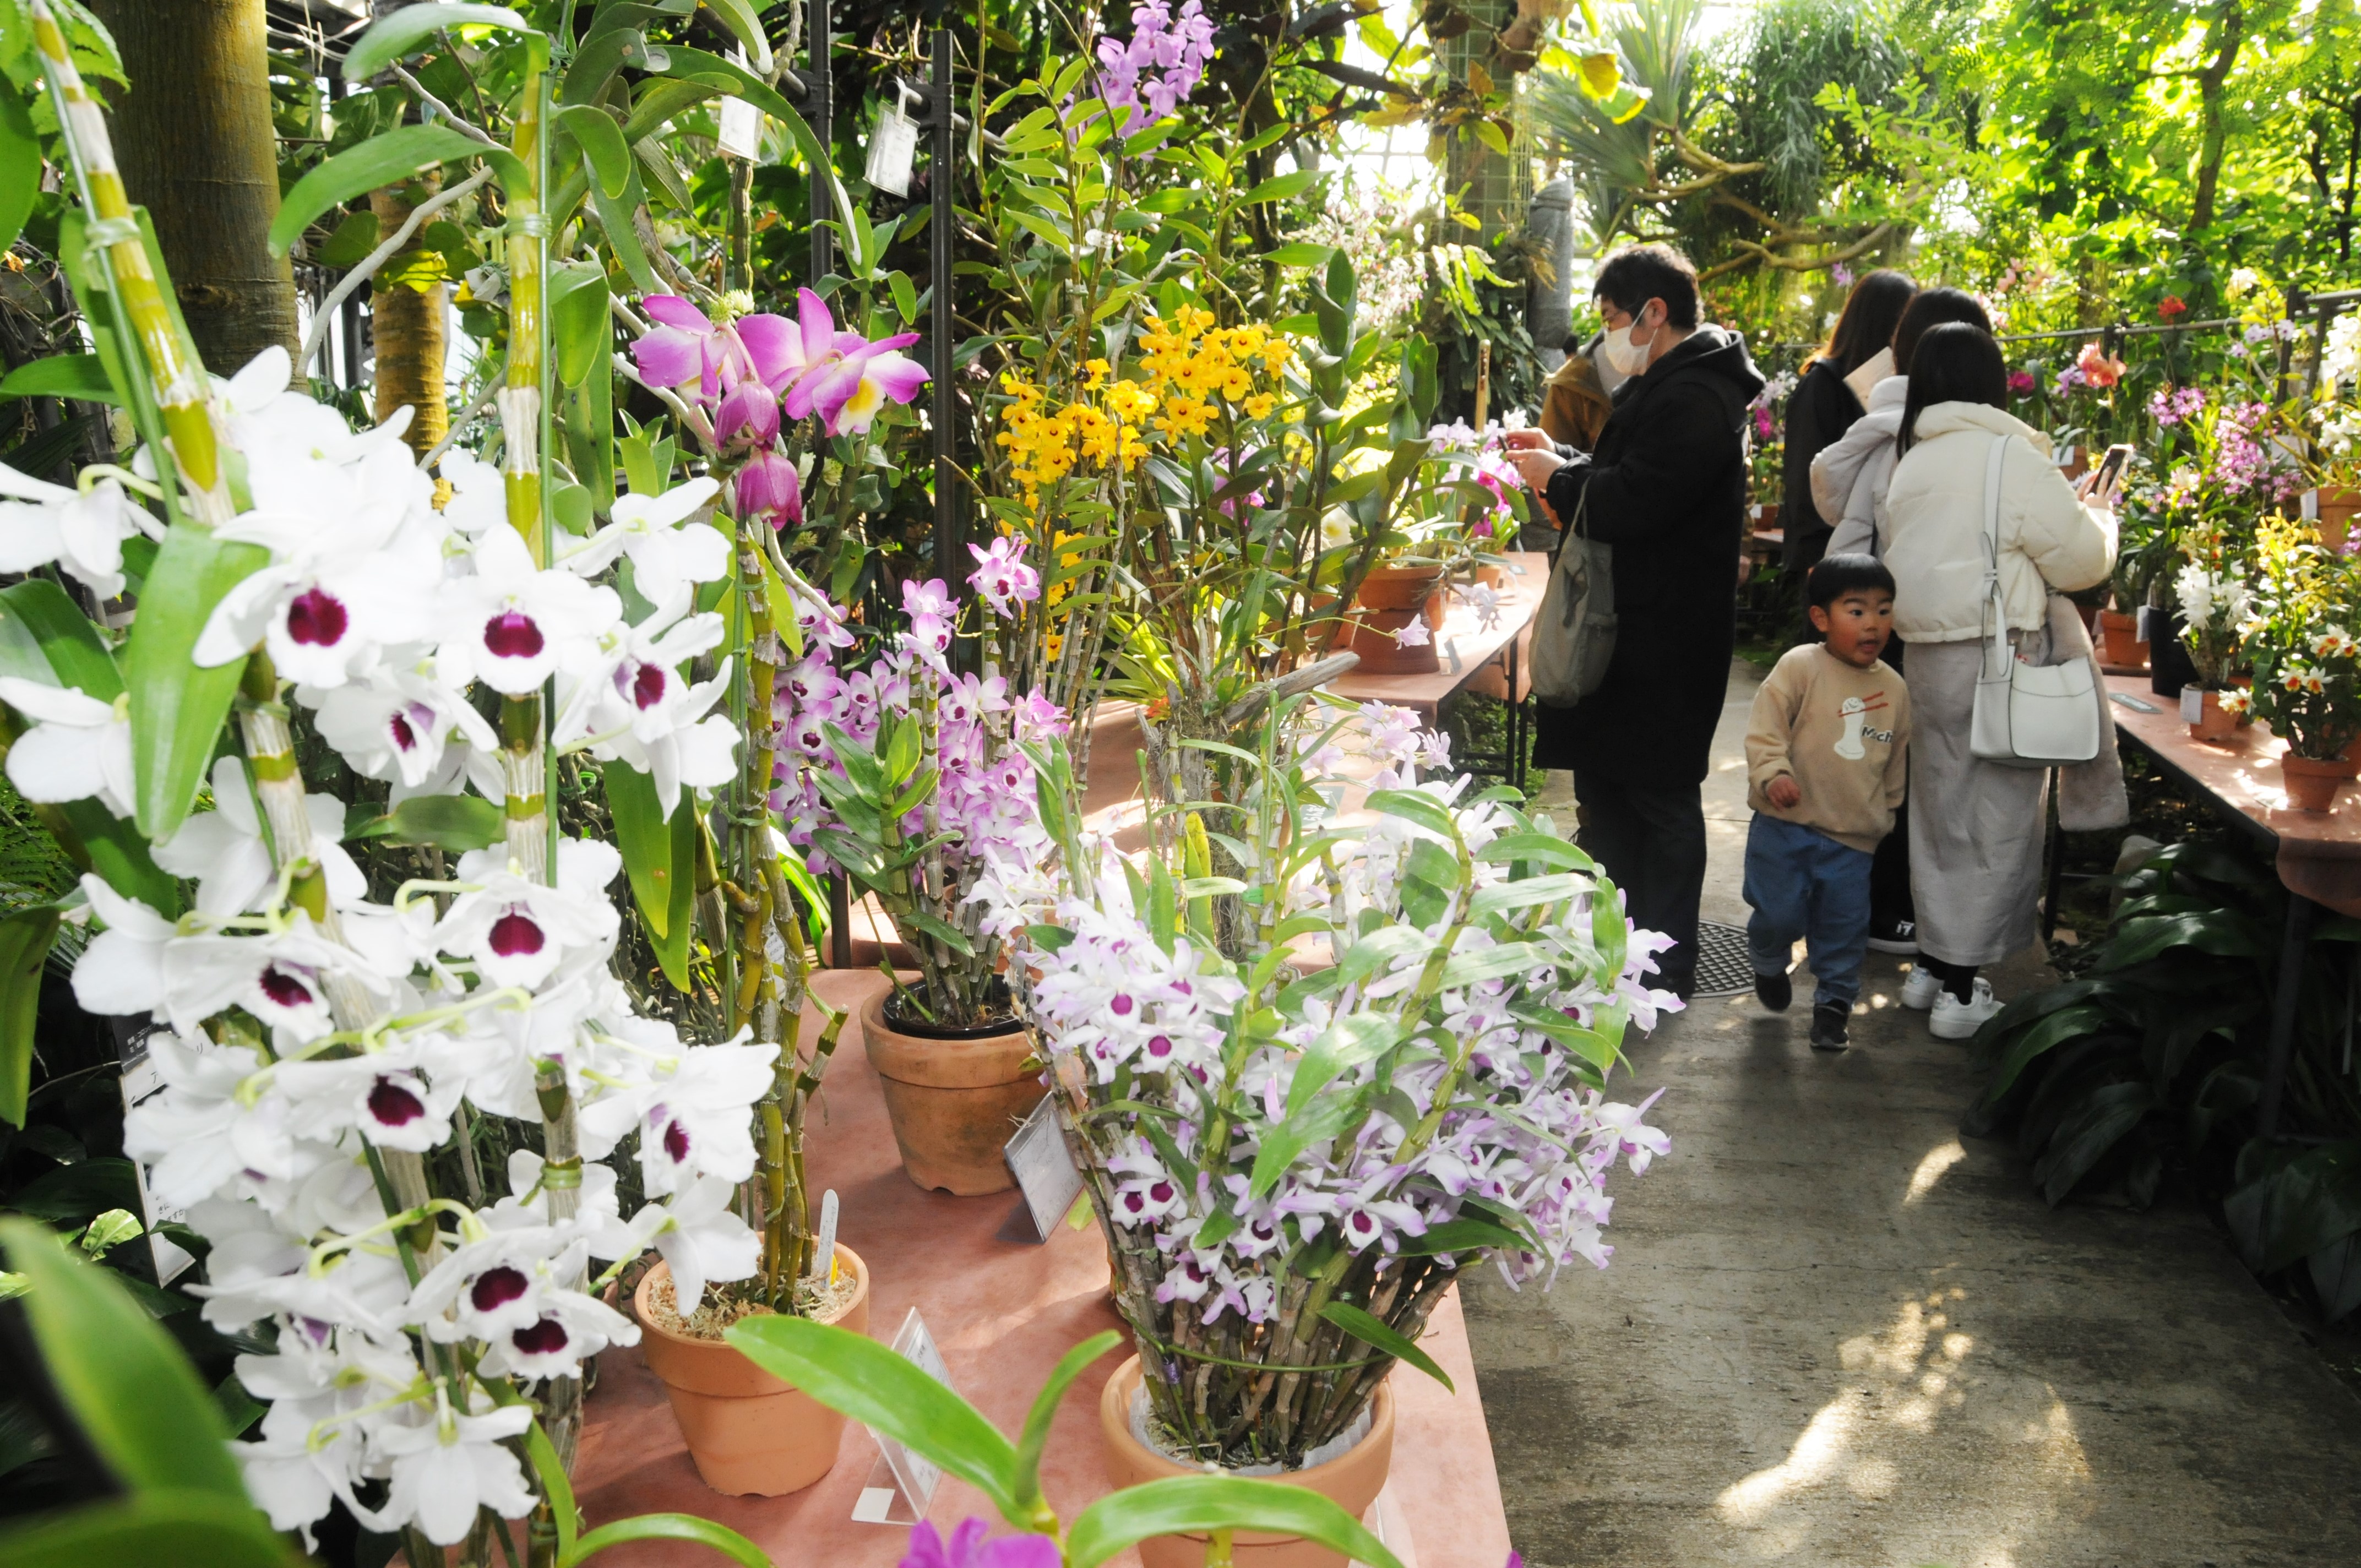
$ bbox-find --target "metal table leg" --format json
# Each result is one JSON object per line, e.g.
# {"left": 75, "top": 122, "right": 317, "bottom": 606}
{"left": 2041, "top": 767, "right": 2064, "bottom": 944}
{"left": 2256, "top": 893, "right": 2318, "bottom": 1140}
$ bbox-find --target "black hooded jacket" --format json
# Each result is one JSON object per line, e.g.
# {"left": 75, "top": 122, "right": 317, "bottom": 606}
{"left": 1534, "top": 325, "right": 1766, "bottom": 782}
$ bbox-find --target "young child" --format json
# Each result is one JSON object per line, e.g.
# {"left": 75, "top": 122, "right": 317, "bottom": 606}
{"left": 1743, "top": 554, "right": 1911, "bottom": 1050}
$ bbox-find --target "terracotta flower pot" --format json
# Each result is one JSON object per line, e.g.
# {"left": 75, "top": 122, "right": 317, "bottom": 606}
{"left": 1098, "top": 1355, "right": 1395, "bottom": 1568}
{"left": 2282, "top": 753, "right": 2360, "bottom": 813}
{"left": 2098, "top": 609, "right": 2148, "bottom": 669}
{"left": 861, "top": 989, "right": 1043, "bottom": 1196}
{"left": 1345, "top": 564, "right": 1444, "bottom": 674}
{"left": 2183, "top": 685, "right": 2238, "bottom": 742}
{"left": 632, "top": 1249, "right": 871, "bottom": 1496}
{"left": 2320, "top": 488, "right": 2361, "bottom": 556}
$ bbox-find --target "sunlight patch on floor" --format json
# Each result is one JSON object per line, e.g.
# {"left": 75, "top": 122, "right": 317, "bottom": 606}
{"left": 1712, "top": 1287, "right": 2090, "bottom": 1559}
{"left": 1904, "top": 1141, "right": 1967, "bottom": 1205}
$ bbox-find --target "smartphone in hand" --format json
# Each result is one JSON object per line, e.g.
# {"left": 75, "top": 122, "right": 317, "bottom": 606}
{"left": 2086, "top": 442, "right": 2135, "bottom": 505}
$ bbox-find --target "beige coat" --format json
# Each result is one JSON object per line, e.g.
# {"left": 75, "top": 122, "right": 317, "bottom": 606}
{"left": 1883, "top": 401, "right": 2115, "bottom": 644}
{"left": 1744, "top": 644, "right": 1912, "bottom": 854}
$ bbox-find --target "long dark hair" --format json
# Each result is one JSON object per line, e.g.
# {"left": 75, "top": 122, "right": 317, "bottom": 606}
{"left": 1891, "top": 287, "right": 1993, "bottom": 374}
{"left": 1809, "top": 269, "right": 1917, "bottom": 378}
{"left": 1897, "top": 323, "right": 2009, "bottom": 455}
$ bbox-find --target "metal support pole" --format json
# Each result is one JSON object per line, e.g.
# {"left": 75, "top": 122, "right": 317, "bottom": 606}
{"left": 808, "top": 0, "right": 831, "bottom": 284}
{"left": 829, "top": 875, "right": 852, "bottom": 970}
{"left": 2256, "top": 893, "right": 2318, "bottom": 1140}
{"left": 928, "top": 27, "right": 958, "bottom": 584}
{"left": 2041, "top": 769, "right": 2065, "bottom": 945}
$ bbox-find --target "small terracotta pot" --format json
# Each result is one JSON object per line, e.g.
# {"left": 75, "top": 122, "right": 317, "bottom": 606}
{"left": 633, "top": 1249, "right": 871, "bottom": 1496}
{"left": 1098, "top": 1355, "right": 1395, "bottom": 1568}
{"left": 2320, "top": 488, "right": 2361, "bottom": 556}
{"left": 862, "top": 989, "right": 1043, "bottom": 1195}
{"left": 1345, "top": 564, "right": 1445, "bottom": 674}
{"left": 2282, "top": 753, "right": 2360, "bottom": 813}
{"left": 1753, "top": 502, "right": 1780, "bottom": 532}
{"left": 2183, "top": 685, "right": 2238, "bottom": 742}
{"left": 2099, "top": 609, "right": 2148, "bottom": 669}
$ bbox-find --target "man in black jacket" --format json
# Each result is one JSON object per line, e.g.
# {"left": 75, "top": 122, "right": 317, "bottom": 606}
{"left": 1508, "top": 243, "right": 1765, "bottom": 999}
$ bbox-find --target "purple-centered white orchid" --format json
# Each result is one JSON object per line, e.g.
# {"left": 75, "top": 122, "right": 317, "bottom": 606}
{"left": 0, "top": 677, "right": 134, "bottom": 818}
{"left": 440, "top": 525, "right": 624, "bottom": 695}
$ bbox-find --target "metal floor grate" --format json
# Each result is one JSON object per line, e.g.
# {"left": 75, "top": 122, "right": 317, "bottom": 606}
{"left": 1689, "top": 920, "right": 1757, "bottom": 998}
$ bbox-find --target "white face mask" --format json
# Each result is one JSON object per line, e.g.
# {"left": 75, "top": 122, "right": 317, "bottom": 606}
{"left": 1599, "top": 315, "right": 1656, "bottom": 376}
{"left": 1590, "top": 336, "right": 1630, "bottom": 396}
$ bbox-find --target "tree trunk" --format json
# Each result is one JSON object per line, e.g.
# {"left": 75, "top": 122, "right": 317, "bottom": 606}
{"left": 2189, "top": 2, "right": 2246, "bottom": 235}
{"left": 87, "top": 0, "right": 298, "bottom": 376}
{"left": 370, "top": 179, "right": 449, "bottom": 462}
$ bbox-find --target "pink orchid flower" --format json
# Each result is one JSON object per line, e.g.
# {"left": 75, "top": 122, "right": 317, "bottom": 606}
{"left": 776, "top": 288, "right": 930, "bottom": 437}
{"left": 735, "top": 448, "right": 803, "bottom": 530}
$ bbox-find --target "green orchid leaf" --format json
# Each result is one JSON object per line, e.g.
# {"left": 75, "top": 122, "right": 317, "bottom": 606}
{"left": 1363, "top": 788, "right": 1459, "bottom": 842}
{"left": 270, "top": 126, "right": 529, "bottom": 257}
{"left": 1285, "top": 1013, "right": 1397, "bottom": 1119}
{"left": 0, "top": 902, "right": 58, "bottom": 1127}
{"left": 1011, "top": 1330, "right": 1123, "bottom": 1511}
{"left": 561, "top": 1514, "right": 769, "bottom": 1567}
{"left": 0, "top": 83, "right": 38, "bottom": 257}
{"left": 342, "top": 3, "right": 536, "bottom": 82}
{"left": 725, "top": 1316, "right": 1022, "bottom": 1523}
{"left": 0, "top": 579, "right": 122, "bottom": 697}
{"left": 548, "top": 257, "right": 611, "bottom": 387}
{"left": 122, "top": 526, "right": 268, "bottom": 843}
{"left": 1317, "top": 1301, "right": 1454, "bottom": 1393}
{"left": 345, "top": 793, "right": 505, "bottom": 852}
{"left": 697, "top": 0, "right": 774, "bottom": 73}
{"left": 554, "top": 104, "right": 634, "bottom": 201}
{"left": 0, "top": 352, "right": 121, "bottom": 406}
{"left": 0, "top": 1488, "right": 296, "bottom": 1568}
{"left": 1065, "top": 1476, "right": 1404, "bottom": 1568}
{"left": 0, "top": 1219, "right": 246, "bottom": 1501}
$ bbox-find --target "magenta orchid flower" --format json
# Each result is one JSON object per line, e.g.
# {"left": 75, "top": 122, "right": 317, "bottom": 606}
{"left": 736, "top": 448, "right": 804, "bottom": 530}
{"left": 965, "top": 535, "right": 1041, "bottom": 618}
{"left": 900, "top": 1519, "right": 1057, "bottom": 1568}
{"left": 777, "top": 287, "right": 930, "bottom": 437}
{"left": 630, "top": 296, "right": 731, "bottom": 401}
{"left": 715, "top": 379, "right": 781, "bottom": 449}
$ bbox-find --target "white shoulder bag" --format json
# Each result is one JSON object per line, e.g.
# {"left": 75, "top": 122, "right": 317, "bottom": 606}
{"left": 1968, "top": 434, "right": 2101, "bottom": 767}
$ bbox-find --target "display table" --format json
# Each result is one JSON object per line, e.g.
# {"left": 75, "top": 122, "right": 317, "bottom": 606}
{"left": 2101, "top": 673, "right": 2359, "bottom": 1140}
{"left": 572, "top": 967, "right": 1514, "bottom": 1568}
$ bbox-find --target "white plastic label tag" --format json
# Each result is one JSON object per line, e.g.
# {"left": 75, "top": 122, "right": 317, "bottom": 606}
{"left": 852, "top": 1309, "right": 954, "bottom": 1525}
{"left": 1002, "top": 1093, "right": 1082, "bottom": 1244}
{"left": 717, "top": 95, "right": 763, "bottom": 160}
{"left": 867, "top": 101, "right": 918, "bottom": 198}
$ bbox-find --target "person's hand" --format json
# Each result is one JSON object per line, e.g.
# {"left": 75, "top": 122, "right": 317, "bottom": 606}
{"left": 1502, "top": 427, "right": 1554, "bottom": 453}
{"left": 1511, "top": 448, "right": 1566, "bottom": 492}
{"left": 1765, "top": 775, "right": 1802, "bottom": 809}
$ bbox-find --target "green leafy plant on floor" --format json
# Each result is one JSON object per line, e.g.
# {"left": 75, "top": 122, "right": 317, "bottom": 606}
{"left": 1965, "top": 839, "right": 2361, "bottom": 1320}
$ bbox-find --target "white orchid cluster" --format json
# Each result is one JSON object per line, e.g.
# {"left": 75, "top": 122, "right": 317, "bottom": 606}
{"left": 2175, "top": 560, "right": 2253, "bottom": 634}
{"left": 0, "top": 349, "right": 777, "bottom": 1547}
{"left": 980, "top": 703, "right": 1673, "bottom": 1337}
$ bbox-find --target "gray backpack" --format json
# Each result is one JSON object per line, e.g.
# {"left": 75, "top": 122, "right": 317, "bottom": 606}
{"left": 1531, "top": 485, "right": 1616, "bottom": 706}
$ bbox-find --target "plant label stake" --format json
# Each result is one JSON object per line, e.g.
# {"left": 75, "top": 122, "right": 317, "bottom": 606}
{"left": 865, "top": 87, "right": 918, "bottom": 198}
{"left": 999, "top": 1092, "right": 1086, "bottom": 1244}
{"left": 805, "top": 1188, "right": 840, "bottom": 1281}
{"left": 851, "top": 1308, "right": 954, "bottom": 1524}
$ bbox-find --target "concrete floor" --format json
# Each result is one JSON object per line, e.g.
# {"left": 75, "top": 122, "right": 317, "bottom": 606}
{"left": 1474, "top": 661, "right": 2361, "bottom": 1567}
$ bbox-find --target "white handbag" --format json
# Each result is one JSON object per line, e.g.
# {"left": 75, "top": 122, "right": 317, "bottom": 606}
{"left": 1968, "top": 434, "right": 2102, "bottom": 768}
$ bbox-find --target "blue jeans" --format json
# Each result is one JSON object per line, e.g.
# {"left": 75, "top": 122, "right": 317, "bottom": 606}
{"left": 1744, "top": 814, "right": 1874, "bottom": 1008}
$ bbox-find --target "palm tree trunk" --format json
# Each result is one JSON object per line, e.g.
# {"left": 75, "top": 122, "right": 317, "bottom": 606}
{"left": 86, "top": 0, "right": 298, "bottom": 375}
{"left": 370, "top": 177, "right": 449, "bottom": 462}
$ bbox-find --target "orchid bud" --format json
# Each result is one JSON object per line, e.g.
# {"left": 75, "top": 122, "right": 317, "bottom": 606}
{"left": 735, "top": 447, "right": 804, "bottom": 529}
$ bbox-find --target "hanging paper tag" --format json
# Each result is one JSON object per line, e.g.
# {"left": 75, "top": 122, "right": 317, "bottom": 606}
{"left": 999, "top": 1094, "right": 1084, "bottom": 1245}
{"left": 866, "top": 100, "right": 918, "bottom": 198}
{"left": 717, "top": 96, "right": 763, "bottom": 161}
{"left": 851, "top": 1309, "right": 955, "bottom": 1525}
{"left": 117, "top": 1030, "right": 194, "bottom": 1287}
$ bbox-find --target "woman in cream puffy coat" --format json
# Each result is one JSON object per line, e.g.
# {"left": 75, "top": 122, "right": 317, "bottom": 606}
{"left": 1880, "top": 324, "right": 2115, "bottom": 1038}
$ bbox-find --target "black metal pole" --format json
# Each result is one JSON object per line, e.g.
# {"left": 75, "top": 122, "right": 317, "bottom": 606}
{"left": 808, "top": 0, "right": 831, "bottom": 284}
{"left": 2256, "top": 894, "right": 2318, "bottom": 1140}
{"left": 929, "top": 27, "right": 958, "bottom": 584}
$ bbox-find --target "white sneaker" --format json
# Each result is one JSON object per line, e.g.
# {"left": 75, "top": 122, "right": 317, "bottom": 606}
{"left": 1898, "top": 968, "right": 1941, "bottom": 1011}
{"left": 1929, "top": 978, "right": 2002, "bottom": 1041}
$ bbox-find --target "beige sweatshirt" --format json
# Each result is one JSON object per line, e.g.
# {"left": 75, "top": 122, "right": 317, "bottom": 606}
{"left": 1745, "top": 644, "right": 1912, "bottom": 854}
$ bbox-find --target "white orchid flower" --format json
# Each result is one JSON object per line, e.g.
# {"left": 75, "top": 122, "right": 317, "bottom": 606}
{"left": 634, "top": 1172, "right": 761, "bottom": 1314}
{"left": 556, "top": 475, "right": 727, "bottom": 602}
{"left": 0, "top": 677, "right": 135, "bottom": 817}
{"left": 442, "top": 525, "right": 623, "bottom": 694}
{"left": 0, "top": 469, "right": 155, "bottom": 601}
{"left": 578, "top": 1035, "right": 779, "bottom": 1197}
{"left": 437, "top": 837, "right": 624, "bottom": 989}
{"left": 154, "top": 756, "right": 367, "bottom": 917}
{"left": 475, "top": 1280, "right": 639, "bottom": 1381}
{"left": 374, "top": 1399, "right": 538, "bottom": 1546}
{"left": 434, "top": 449, "right": 510, "bottom": 536}
{"left": 554, "top": 589, "right": 737, "bottom": 814}
{"left": 68, "top": 874, "right": 172, "bottom": 1019}
{"left": 161, "top": 916, "right": 393, "bottom": 1043}
{"left": 304, "top": 665, "right": 502, "bottom": 791}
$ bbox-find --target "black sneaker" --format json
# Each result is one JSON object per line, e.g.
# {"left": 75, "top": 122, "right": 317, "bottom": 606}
{"left": 1866, "top": 917, "right": 1919, "bottom": 956}
{"left": 1753, "top": 969, "right": 1792, "bottom": 1012}
{"left": 1810, "top": 1002, "right": 1851, "bottom": 1050}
